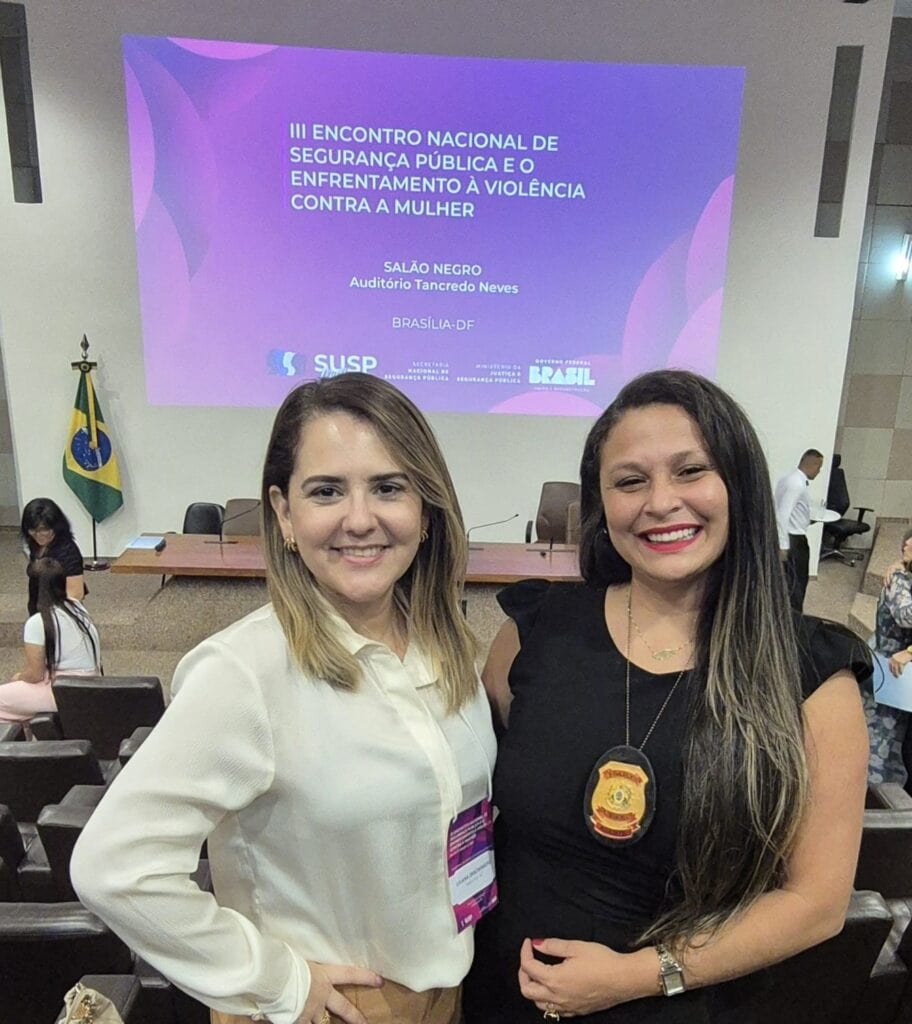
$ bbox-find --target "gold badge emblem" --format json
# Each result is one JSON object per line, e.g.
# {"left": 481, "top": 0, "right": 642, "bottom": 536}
{"left": 589, "top": 759, "right": 650, "bottom": 841}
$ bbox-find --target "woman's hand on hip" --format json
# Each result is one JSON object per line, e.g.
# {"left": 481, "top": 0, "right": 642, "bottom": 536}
{"left": 518, "top": 937, "right": 639, "bottom": 1016}
{"left": 889, "top": 650, "right": 912, "bottom": 677}
{"left": 297, "top": 962, "right": 383, "bottom": 1024}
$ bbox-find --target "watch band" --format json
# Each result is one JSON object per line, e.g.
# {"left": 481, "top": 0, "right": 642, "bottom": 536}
{"left": 655, "top": 943, "right": 686, "bottom": 997}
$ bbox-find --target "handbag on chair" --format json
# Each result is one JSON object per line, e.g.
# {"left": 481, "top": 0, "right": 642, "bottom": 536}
{"left": 60, "top": 983, "right": 125, "bottom": 1024}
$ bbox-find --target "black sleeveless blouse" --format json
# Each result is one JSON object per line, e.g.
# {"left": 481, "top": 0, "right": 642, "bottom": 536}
{"left": 464, "top": 581, "right": 872, "bottom": 1024}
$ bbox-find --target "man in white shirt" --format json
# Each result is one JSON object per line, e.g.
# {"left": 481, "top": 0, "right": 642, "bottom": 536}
{"left": 774, "top": 448, "right": 824, "bottom": 613}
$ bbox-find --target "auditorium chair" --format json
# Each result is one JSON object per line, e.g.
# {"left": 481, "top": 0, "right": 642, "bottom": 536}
{"left": 820, "top": 454, "right": 873, "bottom": 566}
{"left": 0, "top": 804, "right": 54, "bottom": 901}
{"left": 52, "top": 675, "right": 165, "bottom": 762}
{"left": 36, "top": 785, "right": 106, "bottom": 901}
{"left": 119, "top": 725, "right": 154, "bottom": 765}
{"left": 0, "top": 902, "right": 133, "bottom": 1024}
{"left": 525, "top": 481, "right": 581, "bottom": 543}
{"left": 181, "top": 501, "right": 224, "bottom": 535}
{"left": 745, "top": 890, "right": 896, "bottom": 1023}
{"left": 854, "top": 785, "right": 912, "bottom": 1022}
{"left": 856, "top": 783, "right": 912, "bottom": 898}
{"left": 0, "top": 859, "right": 12, "bottom": 903}
{"left": 222, "top": 497, "right": 261, "bottom": 536}
{"left": 0, "top": 740, "right": 104, "bottom": 823}
{"left": 884, "top": 898, "right": 912, "bottom": 1023}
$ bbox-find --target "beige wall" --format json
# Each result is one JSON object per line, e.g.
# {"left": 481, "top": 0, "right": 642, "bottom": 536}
{"left": 837, "top": 19, "right": 912, "bottom": 542}
{"left": 0, "top": 345, "right": 17, "bottom": 527}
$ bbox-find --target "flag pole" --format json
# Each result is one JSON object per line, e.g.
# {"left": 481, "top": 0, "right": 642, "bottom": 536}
{"left": 86, "top": 517, "right": 109, "bottom": 572}
{"left": 68, "top": 335, "right": 115, "bottom": 572}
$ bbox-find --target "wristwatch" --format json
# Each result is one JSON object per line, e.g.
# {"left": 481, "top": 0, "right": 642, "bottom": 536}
{"left": 655, "top": 943, "right": 686, "bottom": 996}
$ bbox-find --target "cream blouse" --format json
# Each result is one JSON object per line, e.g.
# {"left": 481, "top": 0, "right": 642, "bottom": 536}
{"left": 71, "top": 603, "right": 497, "bottom": 1023}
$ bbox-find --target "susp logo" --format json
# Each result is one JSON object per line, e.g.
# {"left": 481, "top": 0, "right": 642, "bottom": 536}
{"left": 314, "top": 354, "right": 379, "bottom": 377}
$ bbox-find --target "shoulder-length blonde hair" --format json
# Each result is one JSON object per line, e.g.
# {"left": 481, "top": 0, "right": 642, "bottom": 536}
{"left": 261, "top": 373, "right": 476, "bottom": 712}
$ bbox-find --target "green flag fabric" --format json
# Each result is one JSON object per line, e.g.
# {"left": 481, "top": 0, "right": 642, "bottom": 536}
{"left": 62, "top": 370, "right": 124, "bottom": 522}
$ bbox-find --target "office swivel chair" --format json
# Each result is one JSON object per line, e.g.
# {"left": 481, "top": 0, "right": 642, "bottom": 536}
{"left": 821, "top": 454, "right": 872, "bottom": 567}
{"left": 181, "top": 502, "right": 224, "bottom": 535}
{"left": 525, "top": 482, "right": 581, "bottom": 544}
{"left": 222, "top": 498, "right": 261, "bottom": 536}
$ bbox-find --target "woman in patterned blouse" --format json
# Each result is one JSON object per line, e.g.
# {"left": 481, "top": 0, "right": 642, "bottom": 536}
{"left": 868, "top": 527, "right": 912, "bottom": 784}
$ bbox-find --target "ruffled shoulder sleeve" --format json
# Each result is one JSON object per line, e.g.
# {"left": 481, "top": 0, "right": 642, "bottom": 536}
{"left": 796, "top": 616, "right": 873, "bottom": 700}
{"left": 496, "top": 579, "right": 553, "bottom": 646}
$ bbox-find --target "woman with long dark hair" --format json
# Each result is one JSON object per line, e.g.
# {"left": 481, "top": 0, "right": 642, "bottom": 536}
{"left": 0, "top": 557, "right": 101, "bottom": 723}
{"left": 73, "top": 374, "right": 496, "bottom": 1024}
{"left": 21, "top": 497, "right": 86, "bottom": 615}
{"left": 465, "top": 369, "right": 870, "bottom": 1022}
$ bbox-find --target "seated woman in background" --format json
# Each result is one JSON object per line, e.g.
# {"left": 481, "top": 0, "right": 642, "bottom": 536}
{"left": 0, "top": 557, "right": 101, "bottom": 724}
{"left": 72, "top": 373, "right": 496, "bottom": 1024}
{"left": 465, "top": 369, "right": 870, "bottom": 1023}
{"left": 866, "top": 527, "right": 912, "bottom": 784}
{"left": 21, "top": 497, "right": 85, "bottom": 615}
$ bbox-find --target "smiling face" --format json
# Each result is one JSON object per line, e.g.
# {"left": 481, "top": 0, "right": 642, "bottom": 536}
{"left": 28, "top": 525, "right": 55, "bottom": 549}
{"left": 268, "top": 411, "right": 425, "bottom": 629}
{"left": 599, "top": 403, "right": 729, "bottom": 592}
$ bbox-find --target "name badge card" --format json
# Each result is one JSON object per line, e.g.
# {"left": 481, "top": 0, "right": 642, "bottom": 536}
{"left": 447, "top": 799, "right": 497, "bottom": 932}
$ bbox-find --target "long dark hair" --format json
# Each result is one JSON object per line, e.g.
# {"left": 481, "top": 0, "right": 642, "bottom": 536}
{"left": 20, "top": 498, "right": 74, "bottom": 555}
{"left": 27, "top": 558, "right": 99, "bottom": 676}
{"left": 261, "top": 373, "right": 476, "bottom": 712}
{"left": 580, "top": 370, "right": 807, "bottom": 947}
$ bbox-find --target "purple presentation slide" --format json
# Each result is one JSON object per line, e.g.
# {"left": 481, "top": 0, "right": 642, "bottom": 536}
{"left": 123, "top": 36, "right": 745, "bottom": 415}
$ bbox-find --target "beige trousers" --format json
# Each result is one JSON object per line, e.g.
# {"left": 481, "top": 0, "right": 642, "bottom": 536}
{"left": 210, "top": 979, "right": 462, "bottom": 1024}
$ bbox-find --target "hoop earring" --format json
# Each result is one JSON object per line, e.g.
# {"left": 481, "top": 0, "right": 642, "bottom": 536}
{"left": 420, "top": 528, "right": 429, "bottom": 543}
{"left": 284, "top": 536, "right": 298, "bottom": 553}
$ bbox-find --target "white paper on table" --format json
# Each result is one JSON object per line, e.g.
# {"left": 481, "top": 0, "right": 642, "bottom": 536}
{"left": 871, "top": 653, "right": 912, "bottom": 713}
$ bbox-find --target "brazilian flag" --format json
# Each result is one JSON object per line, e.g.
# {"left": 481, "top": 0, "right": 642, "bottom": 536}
{"left": 62, "top": 370, "right": 124, "bottom": 522}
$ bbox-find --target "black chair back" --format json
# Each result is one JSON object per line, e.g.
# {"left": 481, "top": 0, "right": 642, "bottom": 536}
{"left": 0, "top": 903, "right": 132, "bottom": 1024}
{"left": 826, "top": 455, "right": 851, "bottom": 517}
{"left": 857, "top": 803, "right": 912, "bottom": 899}
{"left": 182, "top": 501, "right": 224, "bottom": 535}
{"left": 0, "top": 741, "right": 104, "bottom": 822}
{"left": 0, "top": 860, "right": 13, "bottom": 903}
{"left": 741, "top": 890, "right": 893, "bottom": 1023}
{"left": 53, "top": 676, "right": 165, "bottom": 760}
{"left": 37, "top": 801, "right": 96, "bottom": 901}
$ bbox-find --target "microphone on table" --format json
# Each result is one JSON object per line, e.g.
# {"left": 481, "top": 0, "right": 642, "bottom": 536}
{"left": 466, "top": 513, "right": 519, "bottom": 551}
{"left": 205, "top": 500, "right": 262, "bottom": 546}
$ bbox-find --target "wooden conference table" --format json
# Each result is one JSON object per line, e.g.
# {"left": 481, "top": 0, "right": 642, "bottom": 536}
{"left": 112, "top": 534, "right": 581, "bottom": 585}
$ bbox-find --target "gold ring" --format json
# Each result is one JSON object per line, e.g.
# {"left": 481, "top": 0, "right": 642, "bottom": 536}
{"left": 543, "top": 1005, "right": 561, "bottom": 1022}
{"left": 319, "top": 1012, "right": 331, "bottom": 1024}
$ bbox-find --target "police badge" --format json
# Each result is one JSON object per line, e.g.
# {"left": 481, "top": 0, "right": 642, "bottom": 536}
{"left": 584, "top": 746, "right": 654, "bottom": 844}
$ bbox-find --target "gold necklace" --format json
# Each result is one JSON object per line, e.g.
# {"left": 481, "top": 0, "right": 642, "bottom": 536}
{"left": 629, "top": 599, "right": 692, "bottom": 663}
{"left": 623, "top": 590, "right": 685, "bottom": 751}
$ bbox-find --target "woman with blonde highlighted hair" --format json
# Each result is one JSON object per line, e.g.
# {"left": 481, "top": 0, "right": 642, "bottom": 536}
{"left": 73, "top": 373, "right": 496, "bottom": 1024}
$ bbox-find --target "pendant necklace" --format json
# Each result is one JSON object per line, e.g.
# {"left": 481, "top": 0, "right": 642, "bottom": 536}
{"left": 583, "top": 588, "right": 686, "bottom": 846}
{"left": 630, "top": 614, "right": 692, "bottom": 663}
